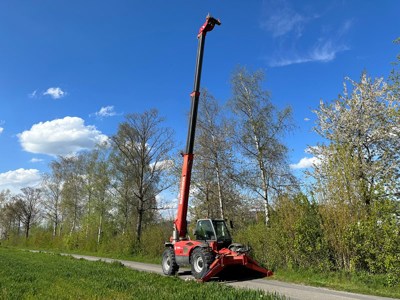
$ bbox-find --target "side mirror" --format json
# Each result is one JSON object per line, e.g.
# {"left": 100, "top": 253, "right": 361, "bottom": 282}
{"left": 229, "top": 220, "right": 234, "bottom": 229}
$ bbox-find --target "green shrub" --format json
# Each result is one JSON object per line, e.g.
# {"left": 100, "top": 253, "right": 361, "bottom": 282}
{"left": 347, "top": 200, "right": 400, "bottom": 286}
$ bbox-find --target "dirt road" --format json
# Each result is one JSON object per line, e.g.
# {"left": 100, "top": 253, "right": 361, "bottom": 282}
{"left": 66, "top": 253, "right": 397, "bottom": 300}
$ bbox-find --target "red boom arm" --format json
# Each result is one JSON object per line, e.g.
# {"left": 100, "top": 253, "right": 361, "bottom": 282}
{"left": 172, "top": 15, "right": 221, "bottom": 242}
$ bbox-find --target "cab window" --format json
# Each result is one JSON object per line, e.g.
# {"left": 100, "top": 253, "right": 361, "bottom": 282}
{"left": 195, "top": 220, "right": 215, "bottom": 240}
{"left": 212, "top": 220, "right": 231, "bottom": 240}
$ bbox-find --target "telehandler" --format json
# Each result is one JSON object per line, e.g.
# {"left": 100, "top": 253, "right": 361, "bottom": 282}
{"left": 162, "top": 14, "right": 273, "bottom": 282}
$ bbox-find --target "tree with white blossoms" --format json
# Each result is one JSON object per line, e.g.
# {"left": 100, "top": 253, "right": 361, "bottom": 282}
{"left": 310, "top": 72, "right": 400, "bottom": 208}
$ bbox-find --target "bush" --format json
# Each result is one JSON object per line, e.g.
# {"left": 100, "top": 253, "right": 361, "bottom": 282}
{"left": 347, "top": 200, "right": 400, "bottom": 286}
{"left": 235, "top": 194, "right": 331, "bottom": 272}
{"left": 138, "top": 222, "right": 173, "bottom": 258}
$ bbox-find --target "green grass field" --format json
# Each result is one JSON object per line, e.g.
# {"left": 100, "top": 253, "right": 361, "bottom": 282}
{"left": 273, "top": 268, "right": 400, "bottom": 299}
{"left": 0, "top": 247, "right": 285, "bottom": 300}
{"left": 43, "top": 248, "right": 400, "bottom": 299}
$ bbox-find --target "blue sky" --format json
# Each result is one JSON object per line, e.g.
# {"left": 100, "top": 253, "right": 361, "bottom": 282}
{"left": 1, "top": 0, "right": 399, "bottom": 193}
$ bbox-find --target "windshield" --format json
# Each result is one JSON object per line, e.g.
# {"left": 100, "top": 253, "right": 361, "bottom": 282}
{"left": 212, "top": 220, "right": 231, "bottom": 241}
{"left": 195, "top": 219, "right": 232, "bottom": 241}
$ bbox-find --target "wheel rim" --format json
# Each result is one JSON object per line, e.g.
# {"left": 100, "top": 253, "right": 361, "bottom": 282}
{"left": 163, "top": 256, "right": 171, "bottom": 271}
{"left": 193, "top": 255, "right": 204, "bottom": 273}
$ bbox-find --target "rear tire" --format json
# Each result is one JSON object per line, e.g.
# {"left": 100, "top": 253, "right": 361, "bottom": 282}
{"left": 190, "top": 247, "right": 214, "bottom": 279}
{"left": 162, "top": 247, "right": 179, "bottom": 276}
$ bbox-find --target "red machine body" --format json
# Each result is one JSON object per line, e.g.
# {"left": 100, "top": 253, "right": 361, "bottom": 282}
{"left": 162, "top": 15, "right": 273, "bottom": 282}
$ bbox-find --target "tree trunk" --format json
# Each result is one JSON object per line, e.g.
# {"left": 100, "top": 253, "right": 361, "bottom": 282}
{"left": 53, "top": 221, "right": 57, "bottom": 237}
{"left": 215, "top": 162, "right": 225, "bottom": 220}
{"left": 97, "top": 215, "right": 102, "bottom": 245}
{"left": 259, "top": 159, "right": 270, "bottom": 225}
{"left": 25, "top": 219, "right": 30, "bottom": 239}
{"left": 136, "top": 199, "right": 144, "bottom": 243}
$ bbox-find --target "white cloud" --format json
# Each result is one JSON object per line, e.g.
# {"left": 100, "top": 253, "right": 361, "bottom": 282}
{"left": 269, "top": 40, "right": 349, "bottom": 67}
{"left": 260, "top": 0, "right": 317, "bottom": 38}
{"left": 310, "top": 40, "right": 349, "bottom": 62}
{"left": 43, "top": 87, "right": 66, "bottom": 99}
{"left": 18, "top": 116, "right": 108, "bottom": 156}
{"left": 0, "top": 168, "right": 41, "bottom": 194}
{"left": 304, "top": 118, "right": 310, "bottom": 122}
{"left": 150, "top": 159, "right": 174, "bottom": 171}
{"left": 261, "top": 9, "right": 305, "bottom": 38}
{"left": 95, "top": 106, "right": 117, "bottom": 118}
{"left": 262, "top": 0, "right": 352, "bottom": 68}
{"left": 0, "top": 127, "right": 3, "bottom": 134}
{"left": 290, "top": 156, "right": 320, "bottom": 169}
{"left": 30, "top": 158, "right": 44, "bottom": 163}
{"left": 29, "top": 90, "right": 38, "bottom": 98}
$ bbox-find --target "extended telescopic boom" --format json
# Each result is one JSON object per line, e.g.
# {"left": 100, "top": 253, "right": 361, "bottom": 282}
{"left": 172, "top": 15, "right": 221, "bottom": 242}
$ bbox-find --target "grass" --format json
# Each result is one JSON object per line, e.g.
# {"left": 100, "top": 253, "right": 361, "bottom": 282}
{"left": 59, "top": 247, "right": 400, "bottom": 299}
{"left": 3, "top": 244, "right": 398, "bottom": 299}
{"left": 5, "top": 241, "right": 160, "bottom": 264}
{"left": 273, "top": 268, "right": 400, "bottom": 299}
{"left": 0, "top": 247, "right": 285, "bottom": 300}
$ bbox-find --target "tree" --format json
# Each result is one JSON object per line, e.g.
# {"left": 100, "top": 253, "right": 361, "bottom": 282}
{"left": 109, "top": 148, "right": 136, "bottom": 236}
{"left": 42, "top": 161, "right": 63, "bottom": 237}
{"left": 112, "top": 109, "right": 174, "bottom": 243}
{"left": 83, "top": 148, "right": 112, "bottom": 245}
{"left": 310, "top": 72, "right": 400, "bottom": 273}
{"left": 58, "top": 156, "right": 85, "bottom": 236}
{"left": 310, "top": 73, "right": 400, "bottom": 206}
{"left": 229, "top": 67, "right": 295, "bottom": 225}
{"left": 79, "top": 148, "right": 112, "bottom": 244}
{"left": 13, "top": 187, "right": 42, "bottom": 239}
{"left": 191, "top": 89, "right": 240, "bottom": 220}
{"left": 0, "top": 190, "right": 13, "bottom": 238}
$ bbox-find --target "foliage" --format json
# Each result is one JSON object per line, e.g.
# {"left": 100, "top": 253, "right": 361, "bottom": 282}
{"left": 191, "top": 89, "right": 241, "bottom": 221}
{"left": 310, "top": 73, "right": 400, "bottom": 205}
{"left": 305, "top": 71, "right": 400, "bottom": 288}
{"left": 111, "top": 109, "right": 174, "bottom": 243}
{"left": 1, "top": 55, "right": 400, "bottom": 298}
{"left": 137, "top": 222, "right": 172, "bottom": 257}
{"left": 0, "top": 247, "right": 284, "bottom": 300}
{"left": 235, "top": 193, "right": 330, "bottom": 272}
{"left": 229, "top": 66, "right": 296, "bottom": 225}
{"left": 346, "top": 200, "right": 400, "bottom": 286}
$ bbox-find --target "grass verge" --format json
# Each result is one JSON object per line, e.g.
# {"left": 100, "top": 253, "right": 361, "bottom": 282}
{"left": 272, "top": 268, "right": 399, "bottom": 299}
{"left": 0, "top": 247, "right": 285, "bottom": 300}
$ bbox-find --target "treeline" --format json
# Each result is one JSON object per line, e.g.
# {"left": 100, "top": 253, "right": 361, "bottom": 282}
{"left": 0, "top": 60, "right": 399, "bottom": 286}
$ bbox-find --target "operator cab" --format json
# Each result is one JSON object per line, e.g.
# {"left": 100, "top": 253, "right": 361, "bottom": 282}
{"left": 194, "top": 219, "right": 232, "bottom": 249}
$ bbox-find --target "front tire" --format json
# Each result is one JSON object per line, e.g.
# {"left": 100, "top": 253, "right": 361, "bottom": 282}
{"left": 190, "top": 247, "right": 214, "bottom": 279}
{"left": 162, "top": 247, "right": 179, "bottom": 276}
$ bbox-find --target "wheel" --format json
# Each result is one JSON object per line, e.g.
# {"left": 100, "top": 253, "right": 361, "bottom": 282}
{"left": 162, "top": 247, "right": 179, "bottom": 276}
{"left": 190, "top": 247, "right": 215, "bottom": 279}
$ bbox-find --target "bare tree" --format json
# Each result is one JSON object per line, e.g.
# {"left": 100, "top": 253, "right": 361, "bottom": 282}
{"left": 229, "top": 67, "right": 295, "bottom": 225}
{"left": 112, "top": 109, "right": 174, "bottom": 243}
{"left": 192, "top": 89, "right": 239, "bottom": 220}
{"left": 13, "top": 187, "right": 42, "bottom": 239}
{"left": 109, "top": 150, "right": 136, "bottom": 235}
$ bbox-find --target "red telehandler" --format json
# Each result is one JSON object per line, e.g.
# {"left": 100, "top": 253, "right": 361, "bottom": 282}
{"left": 162, "top": 15, "right": 273, "bottom": 282}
